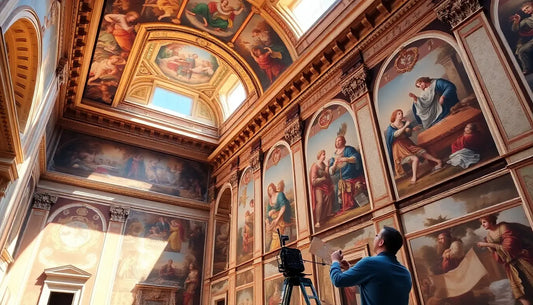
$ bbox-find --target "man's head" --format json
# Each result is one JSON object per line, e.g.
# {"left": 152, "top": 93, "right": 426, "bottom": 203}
{"left": 437, "top": 231, "right": 452, "bottom": 254}
{"left": 374, "top": 226, "right": 404, "bottom": 255}
{"left": 335, "top": 136, "right": 346, "bottom": 149}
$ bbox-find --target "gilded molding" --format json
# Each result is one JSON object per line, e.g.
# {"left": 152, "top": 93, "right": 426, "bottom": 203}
{"left": 32, "top": 192, "right": 58, "bottom": 210}
{"left": 341, "top": 66, "right": 369, "bottom": 103}
{"left": 435, "top": 0, "right": 482, "bottom": 28}
{"left": 110, "top": 206, "right": 130, "bottom": 223}
{"left": 1, "top": 248, "right": 14, "bottom": 264}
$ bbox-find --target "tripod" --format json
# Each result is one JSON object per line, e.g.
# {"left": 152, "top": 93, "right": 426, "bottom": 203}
{"left": 280, "top": 274, "right": 321, "bottom": 305}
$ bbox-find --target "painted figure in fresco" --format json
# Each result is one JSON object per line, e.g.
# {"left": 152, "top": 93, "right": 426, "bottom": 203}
{"left": 183, "top": 262, "right": 200, "bottom": 305}
{"left": 159, "top": 259, "right": 177, "bottom": 280}
{"left": 186, "top": 0, "right": 244, "bottom": 31}
{"left": 328, "top": 129, "right": 367, "bottom": 213}
{"left": 168, "top": 219, "right": 184, "bottom": 252}
{"left": 511, "top": 2, "right": 533, "bottom": 75}
{"left": 154, "top": 0, "right": 181, "bottom": 22}
{"left": 242, "top": 199, "right": 254, "bottom": 254}
{"left": 477, "top": 214, "right": 533, "bottom": 305}
{"left": 310, "top": 149, "right": 334, "bottom": 228}
{"left": 386, "top": 109, "right": 442, "bottom": 184}
{"left": 447, "top": 122, "right": 484, "bottom": 169}
{"left": 267, "top": 284, "right": 281, "bottom": 305}
{"left": 215, "top": 222, "right": 230, "bottom": 257}
{"left": 103, "top": 11, "right": 140, "bottom": 52}
{"left": 265, "top": 181, "right": 291, "bottom": 251}
{"left": 87, "top": 55, "right": 126, "bottom": 85}
{"left": 250, "top": 46, "right": 286, "bottom": 84}
{"left": 408, "top": 77, "right": 460, "bottom": 129}
{"left": 155, "top": 216, "right": 170, "bottom": 237}
{"left": 434, "top": 231, "right": 465, "bottom": 274}
{"left": 124, "top": 153, "right": 147, "bottom": 180}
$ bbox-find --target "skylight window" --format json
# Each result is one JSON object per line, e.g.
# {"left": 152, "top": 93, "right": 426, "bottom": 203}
{"left": 152, "top": 87, "right": 192, "bottom": 116}
{"left": 227, "top": 82, "right": 246, "bottom": 115}
{"left": 278, "top": 0, "right": 338, "bottom": 35}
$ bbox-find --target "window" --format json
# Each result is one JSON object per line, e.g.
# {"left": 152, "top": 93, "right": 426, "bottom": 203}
{"left": 278, "top": 0, "right": 338, "bottom": 35}
{"left": 226, "top": 82, "right": 246, "bottom": 115}
{"left": 151, "top": 87, "right": 192, "bottom": 116}
{"left": 47, "top": 292, "right": 74, "bottom": 305}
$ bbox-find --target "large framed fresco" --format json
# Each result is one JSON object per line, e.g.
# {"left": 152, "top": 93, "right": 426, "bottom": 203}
{"left": 236, "top": 167, "right": 254, "bottom": 264}
{"left": 112, "top": 209, "right": 206, "bottom": 305}
{"left": 49, "top": 130, "right": 209, "bottom": 201}
{"left": 263, "top": 142, "right": 297, "bottom": 253}
{"left": 234, "top": 14, "right": 293, "bottom": 90}
{"left": 493, "top": 0, "right": 533, "bottom": 91}
{"left": 402, "top": 174, "right": 533, "bottom": 304}
{"left": 305, "top": 102, "right": 370, "bottom": 232}
{"left": 375, "top": 35, "right": 499, "bottom": 199}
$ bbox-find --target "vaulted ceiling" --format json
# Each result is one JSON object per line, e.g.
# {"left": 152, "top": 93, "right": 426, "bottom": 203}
{"left": 61, "top": 0, "right": 404, "bottom": 166}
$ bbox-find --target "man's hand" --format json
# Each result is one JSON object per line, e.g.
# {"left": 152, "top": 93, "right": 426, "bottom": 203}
{"left": 340, "top": 260, "right": 350, "bottom": 271}
{"left": 331, "top": 249, "right": 344, "bottom": 263}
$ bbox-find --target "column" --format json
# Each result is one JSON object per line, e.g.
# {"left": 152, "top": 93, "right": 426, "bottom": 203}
{"left": 90, "top": 206, "right": 129, "bottom": 305}
{"left": 341, "top": 65, "right": 394, "bottom": 208}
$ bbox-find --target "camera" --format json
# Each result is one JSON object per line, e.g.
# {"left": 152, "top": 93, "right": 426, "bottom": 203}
{"left": 277, "top": 229, "right": 305, "bottom": 277}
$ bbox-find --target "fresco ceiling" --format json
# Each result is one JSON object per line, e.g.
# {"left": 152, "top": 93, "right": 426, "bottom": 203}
{"left": 78, "top": 0, "right": 296, "bottom": 142}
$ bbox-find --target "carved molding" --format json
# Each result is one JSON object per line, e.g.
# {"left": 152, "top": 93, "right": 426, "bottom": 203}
{"left": 0, "top": 177, "right": 8, "bottom": 198}
{"left": 229, "top": 170, "right": 239, "bottom": 189}
{"left": 251, "top": 149, "right": 263, "bottom": 172}
{"left": 284, "top": 117, "right": 303, "bottom": 146}
{"left": 1, "top": 248, "right": 14, "bottom": 265}
{"left": 435, "top": 0, "right": 482, "bottom": 29}
{"left": 56, "top": 56, "right": 69, "bottom": 86}
{"left": 32, "top": 192, "right": 58, "bottom": 210}
{"left": 341, "top": 66, "right": 369, "bottom": 103}
{"left": 110, "top": 206, "right": 130, "bottom": 222}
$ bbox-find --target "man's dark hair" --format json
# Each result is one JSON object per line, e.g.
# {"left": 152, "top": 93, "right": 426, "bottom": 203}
{"left": 381, "top": 226, "right": 404, "bottom": 254}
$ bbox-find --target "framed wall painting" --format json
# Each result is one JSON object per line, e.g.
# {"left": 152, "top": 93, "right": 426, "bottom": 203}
{"left": 374, "top": 34, "right": 499, "bottom": 199}
{"left": 305, "top": 102, "right": 370, "bottom": 232}
{"left": 236, "top": 167, "right": 254, "bottom": 264}
{"left": 263, "top": 142, "right": 297, "bottom": 253}
{"left": 50, "top": 130, "right": 209, "bottom": 201}
{"left": 491, "top": 0, "right": 533, "bottom": 93}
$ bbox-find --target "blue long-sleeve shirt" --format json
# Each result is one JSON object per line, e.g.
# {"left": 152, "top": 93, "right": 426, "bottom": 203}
{"left": 330, "top": 252, "right": 412, "bottom": 305}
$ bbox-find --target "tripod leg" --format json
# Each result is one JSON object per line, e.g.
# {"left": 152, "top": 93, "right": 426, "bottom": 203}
{"left": 280, "top": 278, "right": 293, "bottom": 305}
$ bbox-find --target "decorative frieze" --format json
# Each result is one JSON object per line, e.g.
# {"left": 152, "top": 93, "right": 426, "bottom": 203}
{"left": 110, "top": 206, "right": 130, "bottom": 222}
{"left": 229, "top": 170, "right": 239, "bottom": 189}
{"left": 435, "top": 0, "right": 481, "bottom": 29}
{"left": 341, "top": 66, "right": 369, "bottom": 103}
{"left": 32, "top": 192, "right": 58, "bottom": 210}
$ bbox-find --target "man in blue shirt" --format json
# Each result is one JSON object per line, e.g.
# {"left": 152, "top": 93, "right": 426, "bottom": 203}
{"left": 330, "top": 226, "right": 412, "bottom": 305}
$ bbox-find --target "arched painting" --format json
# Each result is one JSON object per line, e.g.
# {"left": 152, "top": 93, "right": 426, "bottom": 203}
{"left": 493, "top": 0, "right": 533, "bottom": 91}
{"left": 234, "top": 14, "right": 292, "bottom": 91}
{"left": 263, "top": 142, "right": 297, "bottom": 253}
{"left": 155, "top": 42, "right": 219, "bottom": 84}
{"left": 236, "top": 167, "right": 254, "bottom": 264}
{"left": 375, "top": 35, "right": 499, "bottom": 199}
{"left": 305, "top": 102, "right": 370, "bottom": 232}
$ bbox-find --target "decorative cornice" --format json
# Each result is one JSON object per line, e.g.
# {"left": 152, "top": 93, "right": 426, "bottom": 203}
{"left": 110, "top": 206, "right": 130, "bottom": 222}
{"left": 341, "top": 66, "right": 369, "bottom": 103}
{"left": 33, "top": 192, "right": 58, "bottom": 210}
{"left": 435, "top": 0, "right": 482, "bottom": 29}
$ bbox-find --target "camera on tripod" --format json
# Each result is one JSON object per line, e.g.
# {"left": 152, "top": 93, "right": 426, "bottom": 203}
{"left": 277, "top": 229, "right": 305, "bottom": 277}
